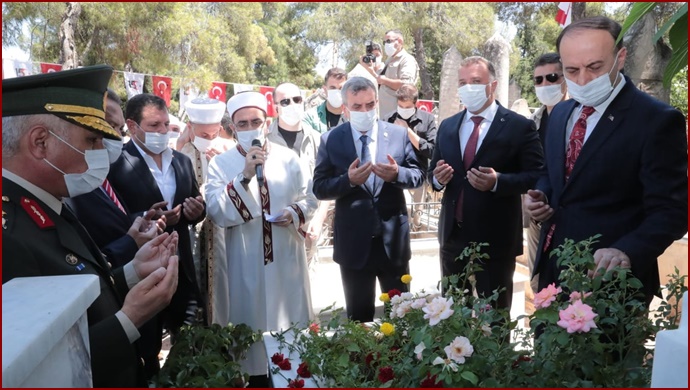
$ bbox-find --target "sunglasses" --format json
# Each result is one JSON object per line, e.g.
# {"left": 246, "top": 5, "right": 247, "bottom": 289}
{"left": 277, "top": 96, "right": 303, "bottom": 107}
{"left": 383, "top": 38, "right": 396, "bottom": 44}
{"left": 534, "top": 73, "right": 562, "bottom": 85}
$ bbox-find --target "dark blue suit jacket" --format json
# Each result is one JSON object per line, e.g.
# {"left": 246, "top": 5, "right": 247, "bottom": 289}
{"left": 534, "top": 77, "right": 688, "bottom": 298}
{"left": 313, "top": 120, "right": 425, "bottom": 269}
{"left": 67, "top": 187, "right": 138, "bottom": 268}
{"left": 429, "top": 104, "right": 544, "bottom": 261}
{"left": 108, "top": 141, "right": 206, "bottom": 329}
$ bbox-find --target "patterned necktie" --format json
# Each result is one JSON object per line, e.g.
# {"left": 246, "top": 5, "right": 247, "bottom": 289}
{"left": 542, "top": 106, "right": 595, "bottom": 253}
{"left": 102, "top": 179, "right": 126, "bottom": 214}
{"left": 359, "top": 134, "right": 370, "bottom": 164}
{"left": 455, "top": 116, "right": 484, "bottom": 222}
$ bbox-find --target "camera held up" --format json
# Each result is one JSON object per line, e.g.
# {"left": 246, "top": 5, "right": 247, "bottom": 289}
{"left": 363, "top": 40, "right": 376, "bottom": 64}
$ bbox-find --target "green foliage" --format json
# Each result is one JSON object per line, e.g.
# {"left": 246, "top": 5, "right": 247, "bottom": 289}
{"left": 275, "top": 237, "right": 687, "bottom": 388}
{"left": 152, "top": 323, "right": 261, "bottom": 388}
{"left": 670, "top": 66, "right": 688, "bottom": 117}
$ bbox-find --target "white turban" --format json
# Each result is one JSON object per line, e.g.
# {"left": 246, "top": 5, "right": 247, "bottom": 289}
{"left": 185, "top": 97, "right": 225, "bottom": 124}
{"left": 226, "top": 91, "right": 267, "bottom": 121}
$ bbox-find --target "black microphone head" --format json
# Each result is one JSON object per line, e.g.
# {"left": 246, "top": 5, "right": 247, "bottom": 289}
{"left": 251, "top": 139, "right": 262, "bottom": 147}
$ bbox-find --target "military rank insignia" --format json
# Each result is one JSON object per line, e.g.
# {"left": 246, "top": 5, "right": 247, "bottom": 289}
{"left": 65, "top": 253, "right": 79, "bottom": 265}
{"left": 20, "top": 197, "right": 54, "bottom": 229}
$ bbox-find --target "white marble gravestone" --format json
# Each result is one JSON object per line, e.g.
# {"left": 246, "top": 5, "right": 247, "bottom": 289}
{"left": 651, "top": 291, "right": 688, "bottom": 388}
{"left": 2, "top": 274, "right": 99, "bottom": 388}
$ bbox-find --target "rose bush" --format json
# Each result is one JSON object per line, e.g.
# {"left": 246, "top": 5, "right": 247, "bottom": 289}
{"left": 273, "top": 237, "right": 686, "bottom": 388}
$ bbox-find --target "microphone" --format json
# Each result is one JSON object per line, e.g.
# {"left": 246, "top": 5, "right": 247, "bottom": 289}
{"left": 251, "top": 139, "right": 264, "bottom": 187}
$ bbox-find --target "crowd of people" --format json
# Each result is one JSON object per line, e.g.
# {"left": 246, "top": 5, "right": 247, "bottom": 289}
{"left": 2, "top": 18, "right": 687, "bottom": 388}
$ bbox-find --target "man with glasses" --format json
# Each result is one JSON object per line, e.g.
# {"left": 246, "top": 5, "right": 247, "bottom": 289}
{"left": 524, "top": 52, "right": 569, "bottom": 293}
{"left": 108, "top": 94, "right": 207, "bottom": 372}
{"left": 360, "top": 29, "right": 419, "bottom": 117}
{"left": 205, "top": 91, "right": 317, "bottom": 388}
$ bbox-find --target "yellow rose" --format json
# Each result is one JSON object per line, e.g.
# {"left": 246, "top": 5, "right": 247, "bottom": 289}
{"left": 379, "top": 293, "right": 390, "bottom": 303}
{"left": 401, "top": 274, "right": 412, "bottom": 284}
{"left": 380, "top": 322, "right": 395, "bottom": 336}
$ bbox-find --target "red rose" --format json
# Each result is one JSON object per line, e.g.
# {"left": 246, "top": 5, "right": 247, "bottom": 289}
{"left": 388, "top": 289, "right": 402, "bottom": 298}
{"left": 278, "top": 358, "right": 292, "bottom": 370}
{"left": 271, "top": 352, "right": 285, "bottom": 365}
{"left": 378, "top": 366, "right": 394, "bottom": 383}
{"left": 512, "top": 355, "right": 532, "bottom": 369}
{"left": 287, "top": 378, "right": 305, "bottom": 388}
{"left": 297, "top": 362, "right": 311, "bottom": 378}
{"left": 365, "top": 351, "right": 380, "bottom": 367}
{"left": 420, "top": 372, "right": 443, "bottom": 387}
{"left": 308, "top": 322, "right": 320, "bottom": 334}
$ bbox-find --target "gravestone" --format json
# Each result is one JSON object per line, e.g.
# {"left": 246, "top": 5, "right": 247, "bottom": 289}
{"left": 438, "top": 46, "right": 463, "bottom": 123}
{"left": 483, "top": 33, "right": 511, "bottom": 107}
{"left": 651, "top": 291, "right": 688, "bottom": 387}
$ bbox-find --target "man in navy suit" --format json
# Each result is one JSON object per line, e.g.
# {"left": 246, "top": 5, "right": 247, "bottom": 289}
{"left": 313, "top": 77, "right": 425, "bottom": 322}
{"left": 525, "top": 16, "right": 687, "bottom": 305}
{"left": 429, "top": 56, "right": 544, "bottom": 311}
{"left": 108, "top": 94, "right": 207, "bottom": 372}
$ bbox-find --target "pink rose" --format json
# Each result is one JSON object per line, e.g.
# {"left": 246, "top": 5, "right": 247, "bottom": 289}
{"left": 534, "top": 283, "right": 562, "bottom": 309}
{"left": 557, "top": 300, "right": 598, "bottom": 333}
{"left": 569, "top": 291, "right": 592, "bottom": 302}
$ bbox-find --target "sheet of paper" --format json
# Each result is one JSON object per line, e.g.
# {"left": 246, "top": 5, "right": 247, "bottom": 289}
{"left": 264, "top": 212, "right": 287, "bottom": 223}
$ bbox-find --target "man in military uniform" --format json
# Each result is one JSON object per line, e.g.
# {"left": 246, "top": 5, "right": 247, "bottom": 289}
{"left": 2, "top": 65, "right": 180, "bottom": 387}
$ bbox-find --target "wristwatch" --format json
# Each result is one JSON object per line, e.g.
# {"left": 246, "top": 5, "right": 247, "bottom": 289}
{"left": 238, "top": 173, "right": 251, "bottom": 185}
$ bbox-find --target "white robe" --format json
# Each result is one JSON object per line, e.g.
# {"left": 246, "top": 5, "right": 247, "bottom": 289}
{"left": 205, "top": 143, "right": 317, "bottom": 375}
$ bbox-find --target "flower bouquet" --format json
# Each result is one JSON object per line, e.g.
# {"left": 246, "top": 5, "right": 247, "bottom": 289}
{"left": 272, "top": 237, "right": 686, "bottom": 388}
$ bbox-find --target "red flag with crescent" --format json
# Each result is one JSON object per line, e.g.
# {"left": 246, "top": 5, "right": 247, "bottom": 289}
{"left": 416, "top": 100, "right": 434, "bottom": 113}
{"left": 40, "top": 63, "right": 63, "bottom": 74}
{"left": 209, "top": 82, "right": 227, "bottom": 103}
{"left": 152, "top": 75, "right": 173, "bottom": 107}
{"left": 259, "top": 86, "right": 276, "bottom": 117}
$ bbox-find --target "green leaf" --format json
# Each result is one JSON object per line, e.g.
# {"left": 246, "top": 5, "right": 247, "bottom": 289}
{"left": 654, "top": 3, "right": 688, "bottom": 43}
{"left": 664, "top": 12, "right": 689, "bottom": 88}
{"left": 556, "top": 331, "right": 570, "bottom": 346}
{"left": 617, "top": 2, "right": 657, "bottom": 45}
{"left": 461, "top": 370, "right": 479, "bottom": 385}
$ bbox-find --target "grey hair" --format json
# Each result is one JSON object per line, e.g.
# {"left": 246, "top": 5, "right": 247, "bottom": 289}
{"left": 341, "top": 77, "right": 377, "bottom": 107}
{"left": 2, "top": 114, "right": 65, "bottom": 158}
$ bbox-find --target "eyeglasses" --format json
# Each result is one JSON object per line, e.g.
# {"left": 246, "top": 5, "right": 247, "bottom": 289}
{"left": 234, "top": 118, "right": 265, "bottom": 130}
{"left": 534, "top": 73, "right": 562, "bottom": 85}
{"left": 277, "top": 96, "right": 303, "bottom": 107}
{"left": 383, "top": 38, "right": 396, "bottom": 44}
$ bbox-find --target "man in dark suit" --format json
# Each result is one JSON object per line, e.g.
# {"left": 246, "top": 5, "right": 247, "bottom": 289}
{"left": 313, "top": 76, "right": 425, "bottom": 322}
{"left": 2, "top": 65, "right": 179, "bottom": 387}
{"left": 108, "top": 94, "right": 206, "bottom": 344}
{"left": 525, "top": 17, "right": 687, "bottom": 305}
{"left": 429, "top": 56, "right": 543, "bottom": 311}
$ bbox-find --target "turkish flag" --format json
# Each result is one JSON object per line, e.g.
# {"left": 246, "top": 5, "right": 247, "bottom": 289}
{"left": 416, "top": 100, "right": 434, "bottom": 113}
{"left": 40, "top": 63, "right": 63, "bottom": 73}
{"left": 555, "top": 2, "right": 572, "bottom": 27}
{"left": 209, "top": 82, "right": 227, "bottom": 103}
{"left": 152, "top": 75, "right": 173, "bottom": 107}
{"left": 259, "top": 86, "right": 276, "bottom": 117}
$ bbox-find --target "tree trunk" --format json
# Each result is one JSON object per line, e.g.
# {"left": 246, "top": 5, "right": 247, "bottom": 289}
{"left": 572, "top": 2, "right": 586, "bottom": 22}
{"left": 413, "top": 27, "right": 434, "bottom": 100}
{"left": 58, "top": 2, "right": 81, "bottom": 69}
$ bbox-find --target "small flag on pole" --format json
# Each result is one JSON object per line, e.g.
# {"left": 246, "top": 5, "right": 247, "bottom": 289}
{"left": 556, "top": 2, "right": 572, "bottom": 27}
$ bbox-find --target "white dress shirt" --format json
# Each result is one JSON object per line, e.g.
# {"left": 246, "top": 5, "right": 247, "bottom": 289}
{"left": 132, "top": 141, "right": 176, "bottom": 210}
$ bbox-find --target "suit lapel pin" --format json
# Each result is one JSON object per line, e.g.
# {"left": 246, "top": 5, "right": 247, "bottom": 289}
{"left": 500, "top": 118, "right": 505, "bottom": 122}
{"left": 608, "top": 114, "right": 614, "bottom": 121}
{"left": 65, "top": 253, "right": 79, "bottom": 265}
{"left": 384, "top": 132, "right": 388, "bottom": 138}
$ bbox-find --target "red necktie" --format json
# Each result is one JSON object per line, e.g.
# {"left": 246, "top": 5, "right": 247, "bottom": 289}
{"left": 102, "top": 179, "right": 126, "bottom": 214}
{"left": 543, "top": 106, "right": 595, "bottom": 252}
{"left": 454, "top": 116, "right": 484, "bottom": 222}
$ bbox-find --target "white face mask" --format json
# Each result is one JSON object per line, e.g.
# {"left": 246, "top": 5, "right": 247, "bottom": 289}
{"left": 375, "top": 56, "right": 383, "bottom": 64}
{"left": 564, "top": 53, "right": 621, "bottom": 107}
{"left": 397, "top": 106, "right": 416, "bottom": 120}
{"left": 326, "top": 89, "right": 343, "bottom": 108}
{"left": 348, "top": 109, "right": 378, "bottom": 132}
{"left": 384, "top": 42, "right": 397, "bottom": 57}
{"left": 43, "top": 131, "right": 110, "bottom": 198}
{"left": 192, "top": 136, "right": 214, "bottom": 153}
{"left": 535, "top": 83, "right": 565, "bottom": 107}
{"left": 168, "top": 131, "right": 181, "bottom": 140}
{"left": 458, "top": 84, "right": 490, "bottom": 113}
{"left": 279, "top": 103, "right": 304, "bottom": 126}
{"left": 135, "top": 124, "right": 169, "bottom": 154}
{"left": 236, "top": 128, "right": 265, "bottom": 151}
{"left": 103, "top": 138, "right": 123, "bottom": 164}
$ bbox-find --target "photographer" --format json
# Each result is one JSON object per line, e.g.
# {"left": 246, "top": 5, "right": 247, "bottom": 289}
{"left": 361, "top": 42, "right": 384, "bottom": 74}
{"left": 359, "top": 30, "right": 419, "bottom": 116}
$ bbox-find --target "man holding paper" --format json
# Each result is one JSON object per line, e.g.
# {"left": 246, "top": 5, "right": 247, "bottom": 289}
{"left": 204, "top": 91, "right": 318, "bottom": 388}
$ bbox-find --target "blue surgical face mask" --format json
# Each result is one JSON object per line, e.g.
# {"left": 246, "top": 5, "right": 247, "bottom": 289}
{"left": 134, "top": 123, "right": 169, "bottom": 154}
{"left": 564, "top": 51, "right": 621, "bottom": 107}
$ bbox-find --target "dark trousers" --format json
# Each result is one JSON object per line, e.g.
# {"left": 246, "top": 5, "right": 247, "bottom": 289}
{"left": 440, "top": 223, "right": 515, "bottom": 311}
{"left": 339, "top": 237, "right": 410, "bottom": 322}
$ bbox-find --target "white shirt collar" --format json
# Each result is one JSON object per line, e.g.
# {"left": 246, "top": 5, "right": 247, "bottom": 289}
{"left": 465, "top": 100, "right": 499, "bottom": 124}
{"left": 2, "top": 168, "right": 63, "bottom": 214}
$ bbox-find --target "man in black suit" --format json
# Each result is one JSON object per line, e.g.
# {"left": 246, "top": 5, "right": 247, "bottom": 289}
{"left": 525, "top": 16, "right": 687, "bottom": 304}
{"left": 2, "top": 65, "right": 179, "bottom": 387}
{"left": 108, "top": 94, "right": 206, "bottom": 341}
{"left": 429, "top": 56, "right": 544, "bottom": 311}
{"left": 313, "top": 76, "right": 425, "bottom": 322}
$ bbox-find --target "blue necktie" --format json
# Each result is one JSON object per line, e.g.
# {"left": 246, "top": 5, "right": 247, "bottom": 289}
{"left": 360, "top": 134, "right": 370, "bottom": 164}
